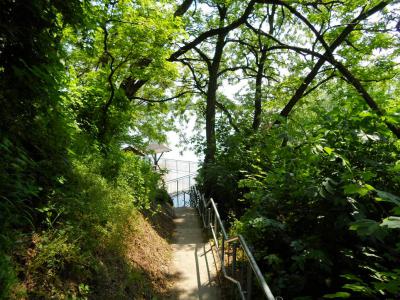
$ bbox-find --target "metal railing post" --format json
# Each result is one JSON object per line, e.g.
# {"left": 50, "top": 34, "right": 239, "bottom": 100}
{"left": 190, "top": 185, "right": 275, "bottom": 300}
{"left": 177, "top": 180, "right": 179, "bottom": 207}
{"left": 221, "top": 235, "right": 225, "bottom": 271}
{"left": 246, "top": 263, "right": 252, "bottom": 300}
{"left": 214, "top": 204, "right": 218, "bottom": 226}
{"left": 207, "top": 207, "right": 211, "bottom": 229}
{"left": 232, "top": 242, "right": 237, "bottom": 275}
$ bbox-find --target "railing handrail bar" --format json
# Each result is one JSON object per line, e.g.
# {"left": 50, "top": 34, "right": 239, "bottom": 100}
{"left": 165, "top": 173, "right": 197, "bottom": 183}
{"left": 191, "top": 185, "right": 275, "bottom": 300}
{"left": 158, "top": 158, "right": 199, "bottom": 164}
{"left": 238, "top": 234, "right": 275, "bottom": 300}
{"left": 209, "top": 198, "right": 228, "bottom": 240}
{"left": 169, "top": 189, "right": 190, "bottom": 195}
{"left": 204, "top": 198, "right": 211, "bottom": 208}
{"left": 221, "top": 267, "right": 246, "bottom": 300}
{"left": 207, "top": 199, "right": 273, "bottom": 299}
{"left": 225, "top": 236, "right": 239, "bottom": 243}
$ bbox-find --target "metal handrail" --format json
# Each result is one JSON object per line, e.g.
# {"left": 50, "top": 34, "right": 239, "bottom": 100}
{"left": 190, "top": 186, "right": 275, "bottom": 300}
{"left": 159, "top": 158, "right": 199, "bottom": 164}
{"left": 166, "top": 174, "right": 197, "bottom": 207}
{"left": 165, "top": 173, "right": 197, "bottom": 184}
{"left": 237, "top": 235, "right": 275, "bottom": 300}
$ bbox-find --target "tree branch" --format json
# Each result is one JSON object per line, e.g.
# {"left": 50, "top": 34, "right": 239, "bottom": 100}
{"left": 277, "top": 1, "right": 390, "bottom": 117}
{"left": 130, "top": 91, "right": 193, "bottom": 103}
{"left": 330, "top": 58, "right": 400, "bottom": 138}
{"left": 168, "top": 0, "right": 256, "bottom": 61}
{"left": 303, "top": 73, "right": 335, "bottom": 97}
{"left": 174, "top": 0, "right": 195, "bottom": 17}
{"left": 193, "top": 47, "right": 212, "bottom": 70}
{"left": 178, "top": 58, "right": 207, "bottom": 95}
{"left": 218, "top": 66, "right": 249, "bottom": 77}
{"left": 216, "top": 101, "right": 240, "bottom": 133}
{"left": 102, "top": 24, "right": 116, "bottom": 114}
{"left": 268, "top": 1, "right": 399, "bottom": 138}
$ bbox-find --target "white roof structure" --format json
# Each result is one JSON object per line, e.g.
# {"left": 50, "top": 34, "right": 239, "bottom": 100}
{"left": 147, "top": 143, "right": 171, "bottom": 154}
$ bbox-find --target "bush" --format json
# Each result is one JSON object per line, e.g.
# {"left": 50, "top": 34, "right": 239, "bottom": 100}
{"left": 153, "top": 188, "right": 173, "bottom": 206}
{"left": 205, "top": 102, "right": 400, "bottom": 299}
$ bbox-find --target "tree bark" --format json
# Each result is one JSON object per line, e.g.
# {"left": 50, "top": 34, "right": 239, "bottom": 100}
{"left": 331, "top": 59, "right": 400, "bottom": 138}
{"left": 250, "top": 5, "right": 275, "bottom": 130}
{"left": 205, "top": 31, "right": 226, "bottom": 165}
{"left": 174, "top": 0, "right": 194, "bottom": 17}
{"left": 252, "top": 49, "right": 267, "bottom": 130}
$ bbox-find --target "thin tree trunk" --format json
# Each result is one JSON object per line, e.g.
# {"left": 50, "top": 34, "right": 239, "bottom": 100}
{"left": 252, "top": 49, "right": 267, "bottom": 130}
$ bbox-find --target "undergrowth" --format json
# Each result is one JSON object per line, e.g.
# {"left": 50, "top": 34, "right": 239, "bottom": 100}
{"left": 1, "top": 149, "right": 172, "bottom": 299}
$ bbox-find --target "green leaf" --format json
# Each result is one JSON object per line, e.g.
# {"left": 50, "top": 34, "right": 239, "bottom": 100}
{"left": 358, "top": 111, "right": 373, "bottom": 118}
{"left": 375, "top": 190, "right": 400, "bottom": 206}
{"left": 391, "top": 161, "right": 400, "bottom": 172}
{"left": 381, "top": 216, "right": 400, "bottom": 229}
{"left": 344, "top": 184, "right": 373, "bottom": 197}
{"left": 341, "top": 274, "right": 363, "bottom": 283}
{"left": 349, "top": 219, "right": 381, "bottom": 236}
{"left": 373, "top": 276, "right": 400, "bottom": 294}
{"left": 323, "top": 147, "right": 334, "bottom": 155}
{"left": 264, "top": 254, "right": 282, "bottom": 266}
{"left": 323, "top": 292, "right": 350, "bottom": 298}
{"left": 343, "top": 283, "right": 373, "bottom": 295}
{"left": 392, "top": 207, "right": 400, "bottom": 215}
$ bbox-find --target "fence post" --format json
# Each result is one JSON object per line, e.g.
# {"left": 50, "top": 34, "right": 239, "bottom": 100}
{"left": 207, "top": 207, "right": 211, "bottom": 229}
{"left": 246, "top": 263, "right": 252, "bottom": 300}
{"left": 189, "top": 185, "right": 275, "bottom": 300}
{"left": 214, "top": 203, "right": 218, "bottom": 247}
{"left": 176, "top": 180, "right": 179, "bottom": 207}
{"left": 232, "top": 242, "right": 237, "bottom": 275}
{"left": 221, "top": 235, "right": 225, "bottom": 271}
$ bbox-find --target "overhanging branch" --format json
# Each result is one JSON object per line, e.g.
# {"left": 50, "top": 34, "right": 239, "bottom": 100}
{"left": 130, "top": 91, "right": 193, "bottom": 103}
{"left": 169, "top": 0, "right": 256, "bottom": 61}
{"left": 216, "top": 101, "right": 240, "bottom": 133}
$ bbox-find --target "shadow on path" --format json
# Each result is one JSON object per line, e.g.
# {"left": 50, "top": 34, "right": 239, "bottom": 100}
{"left": 169, "top": 207, "right": 220, "bottom": 299}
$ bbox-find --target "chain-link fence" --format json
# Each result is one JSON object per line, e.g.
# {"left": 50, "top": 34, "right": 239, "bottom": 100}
{"left": 158, "top": 158, "right": 198, "bottom": 182}
{"left": 158, "top": 158, "right": 199, "bottom": 206}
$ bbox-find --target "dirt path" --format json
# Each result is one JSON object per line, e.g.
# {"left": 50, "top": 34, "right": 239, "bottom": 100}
{"left": 170, "top": 207, "right": 220, "bottom": 299}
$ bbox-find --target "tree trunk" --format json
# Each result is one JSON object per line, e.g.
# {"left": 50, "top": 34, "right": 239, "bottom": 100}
{"left": 252, "top": 49, "right": 267, "bottom": 130}
{"left": 204, "top": 32, "right": 226, "bottom": 165}
{"left": 204, "top": 30, "right": 226, "bottom": 198}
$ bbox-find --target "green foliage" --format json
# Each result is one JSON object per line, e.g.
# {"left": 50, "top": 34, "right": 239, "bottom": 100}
{"left": 2, "top": 0, "right": 400, "bottom": 298}
{"left": 20, "top": 151, "right": 163, "bottom": 298}
{"left": 0, "top": 0, "right": 178, "bottom": 298}
{"left": 0, "top": 255, "right": 20, "bottom": 299}
{"left": 153, "top": 188, "right": 173, "bottom": 206}
{"left": 200, "top": 81, "right": 400, "bottom": 298}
